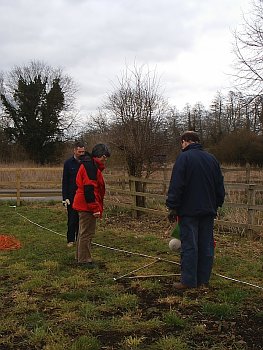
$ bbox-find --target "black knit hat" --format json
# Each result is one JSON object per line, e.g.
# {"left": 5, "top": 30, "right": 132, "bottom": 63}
{"left": 91, "top": 144, "right": 111, "bottom": 158}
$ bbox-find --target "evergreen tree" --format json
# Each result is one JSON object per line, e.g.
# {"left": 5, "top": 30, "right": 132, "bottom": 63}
{"left": 0, "top": 61, "right": 75, "bottom": 164}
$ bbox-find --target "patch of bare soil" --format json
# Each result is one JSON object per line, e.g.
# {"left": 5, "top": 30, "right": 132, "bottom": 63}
{"left": 102, "top": 211, "right": 169, "bottom": 237}
{"left": 108, "top": 279, "right": 263, "bottom": 350}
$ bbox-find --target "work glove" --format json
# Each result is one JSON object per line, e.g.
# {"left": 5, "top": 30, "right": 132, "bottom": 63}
{"left": 62, "top": 199, "right": 70, "bottom": 207}
{"left": 168, "top": 209, "right": 178, "bottom": 223}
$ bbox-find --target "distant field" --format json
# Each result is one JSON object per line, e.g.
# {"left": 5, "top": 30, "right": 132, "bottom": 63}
{"left": 0, "top": 163, "right": 262, "bottom": 186}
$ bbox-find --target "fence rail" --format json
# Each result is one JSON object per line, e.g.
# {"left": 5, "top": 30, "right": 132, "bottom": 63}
{"left": 0, "top": 167, "right": 262, "bottom": 236}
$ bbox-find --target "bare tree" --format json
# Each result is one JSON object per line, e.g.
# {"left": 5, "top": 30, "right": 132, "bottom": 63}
{"left": 206, "top": 92, "right": 225, "bottom": 144}
{"left": 246, "top": 95, "right": 263, "bottom": 132}
{"left": 233, "top": 0, "right": 263, "bottom": 95}
{"left": 104, "top": 64, "right": 170, "bottom": 177}
{"left": 224, "top": 91, "right": 245, "bottom": 131}
{"left": 103, "top": 64, "right": 171, "bottom": 209}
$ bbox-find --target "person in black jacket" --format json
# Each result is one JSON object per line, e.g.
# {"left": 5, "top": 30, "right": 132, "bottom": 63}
{"left": 62, "top": 141, "right": 85, "bottom": 247}
{"left": 166, "top": 131, "right": 225, "bottom": 290}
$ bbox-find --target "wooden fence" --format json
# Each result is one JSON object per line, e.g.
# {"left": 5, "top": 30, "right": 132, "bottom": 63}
{"left": 0, "top": 166, "right": 262, "bottom": 236}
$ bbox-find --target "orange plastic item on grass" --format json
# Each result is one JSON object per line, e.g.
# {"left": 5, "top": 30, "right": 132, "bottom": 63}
{"left": 0, "top": 235, "right": 22, "bottom": 250}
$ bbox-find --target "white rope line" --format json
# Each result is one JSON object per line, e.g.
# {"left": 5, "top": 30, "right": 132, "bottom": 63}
{"left": 122, "top": 273, "right": 181, "bottom": 280}
{"left": 92, "top": 242, "right": 180, "bottom": 265}
{"left": 213, "top": 273, "right": 263, "bottom": 290}
{"left": 10, "top": 206, "right": 263, "bottom": 290}
{"left": 15, "top": 211, "right": 65, "bottom": 237}
{"left": 113, "top": 260, "right": 159, "bottom": 281}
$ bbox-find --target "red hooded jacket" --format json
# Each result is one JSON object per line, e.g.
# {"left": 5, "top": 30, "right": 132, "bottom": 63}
{"left": 73, "top": 157, "right": 105, "bottom": 216}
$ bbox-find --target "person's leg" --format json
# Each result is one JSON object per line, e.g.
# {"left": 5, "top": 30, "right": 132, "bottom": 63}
{"left": 179, "top": 216, "right": 199, "bottom": 287}
{"left": 76, "top": 211, "right": 96, "bottom": 263}
{"left": 67, "top": 205, "right": 79, "bottom": 243}
{"left": 74, "top": 209, "right": 79, "bottom": 239}
{"left": 197, "top": 215, "right": 215, "bottom": 286}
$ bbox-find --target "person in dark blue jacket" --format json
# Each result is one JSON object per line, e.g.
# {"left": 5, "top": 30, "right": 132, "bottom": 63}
{"left": 166, "top": 131, "right": 225, "bottom": 290}
{"left": 62, "top": 141, "right": 85, "bottom": 247}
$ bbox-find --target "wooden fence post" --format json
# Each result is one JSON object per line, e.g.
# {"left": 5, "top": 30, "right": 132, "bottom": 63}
{"left": 245, "top": 163, "right": 252, "bottom": 236}
{"left": 16, "top": 168, "right": 21, "bottom": 206}
{"left": 247, "top": 184, "right": 256, "bottom": 237}
{"left": 121, "top": 168, "right": 126, "bottom": 190}
{"left": 130, "top": 178, "right": 137, "bottom": 218}
{"left": 162, "top": 163, "right": 168, "bottom": 195}
{"left": 245, "top": 162, "right": 250, "bottom": 184}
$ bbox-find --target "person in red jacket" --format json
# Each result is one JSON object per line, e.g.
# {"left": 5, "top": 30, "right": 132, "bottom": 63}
{"left": 73, "top": 144, "right": 111, "bottom": 268}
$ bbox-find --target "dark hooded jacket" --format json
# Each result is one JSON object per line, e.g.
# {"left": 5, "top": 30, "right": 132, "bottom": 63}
{"left": 166, "top": 143, "right": 225, "bottom": 217}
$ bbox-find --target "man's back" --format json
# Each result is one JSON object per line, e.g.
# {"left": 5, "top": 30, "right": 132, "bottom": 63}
{"left": 166, "top": 143, "right": 225, "bottom": 216}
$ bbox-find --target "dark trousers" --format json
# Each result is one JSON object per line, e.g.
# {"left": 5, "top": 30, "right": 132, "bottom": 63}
{"left": 179, "top": 215, "right": 215, "bottom": 287}
{"left": 67, "top": 205, "right": 79, "bottom": 243}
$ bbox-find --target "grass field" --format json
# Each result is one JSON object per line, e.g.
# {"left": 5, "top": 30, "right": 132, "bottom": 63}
{"left": 0, "top": 202, "right": 263, "bottom": 350}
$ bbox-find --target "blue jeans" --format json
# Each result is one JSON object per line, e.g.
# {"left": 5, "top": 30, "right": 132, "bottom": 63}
{"left": 179, "top": 215, "right": 215, "bottom": 287}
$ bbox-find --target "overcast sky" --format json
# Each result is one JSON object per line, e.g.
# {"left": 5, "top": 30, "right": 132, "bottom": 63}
{"left": 0, "top": 0, "right": 251, "bottom": 118}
